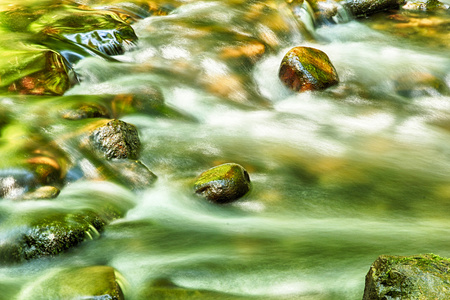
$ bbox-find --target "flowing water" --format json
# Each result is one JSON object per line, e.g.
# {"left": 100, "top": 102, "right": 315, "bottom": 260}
{"left": 0, "top": 0, "right": 450, "bottom": 299}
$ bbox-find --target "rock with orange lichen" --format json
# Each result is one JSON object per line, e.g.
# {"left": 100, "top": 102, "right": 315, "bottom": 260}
{"left": 279, "top": 46, "right": 339, "bottom": 92}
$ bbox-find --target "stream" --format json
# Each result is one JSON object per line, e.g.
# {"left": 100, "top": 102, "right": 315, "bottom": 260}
{"left": 0, "top": 0, "right": 450, "bottom": 299}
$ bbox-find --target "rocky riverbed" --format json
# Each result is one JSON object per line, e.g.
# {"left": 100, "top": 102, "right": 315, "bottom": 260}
{"left": 0, "top": 0, "right": 449, "bottom": 299}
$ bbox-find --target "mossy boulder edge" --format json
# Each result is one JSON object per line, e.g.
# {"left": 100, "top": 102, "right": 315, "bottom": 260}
{"left": 363, "top": 253, "right": 450, "bottom": 299}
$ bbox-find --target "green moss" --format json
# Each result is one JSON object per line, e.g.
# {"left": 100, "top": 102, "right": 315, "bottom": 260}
{"left": 19, "top": 266, "right": 124, "bottom": 300}
{"left": 279, "top": 47, "right": 339, "bottom": 92}
{"left": 364, "top": 254, "right": 450, "bottom": 299}
{"left": 194, "top": 163, "right": 251, "bottom": 204}
{"left": 17, "top": 210, "right": 107, "bottom": 260}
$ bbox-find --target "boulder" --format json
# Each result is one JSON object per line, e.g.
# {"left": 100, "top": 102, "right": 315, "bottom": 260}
{"left": 194, "top": 163, "right": 251, "bottom": 204}
{"left": 344, "top": 0, "right": 406, "bottom": 18}
{"left": 90, "top": 119, "right": 141, "bottom": 160}
{"left": 363, "top": 254, "right": 450, "bottom": 300}
{"left": 0, "top": 210, "right": 109, "bottom": 263}
{"left": 279, "top": 46, "right": 339, "bottom": 92}
{"left": 18, "top": 266, "right": 124, "bottom": 300}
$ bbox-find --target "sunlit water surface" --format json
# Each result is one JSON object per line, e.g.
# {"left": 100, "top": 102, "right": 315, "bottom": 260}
{"left": 1, "top": 0, "right": 450, "bottom": 299}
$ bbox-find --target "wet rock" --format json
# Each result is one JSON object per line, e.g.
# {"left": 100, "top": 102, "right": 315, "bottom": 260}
{"left": 62, "top": 103, "right": 111, "bottom": 120}
{"left": 21, "top": 186, "right": 60, "bottom": 200}
{"left": 0, "top": 210, "right": 108, "bottom": 263}
{"left": 90, "top": 119, "right": 141, "bottom": 160}
{"left": 363, "top": 254, "right": 450, "bottom": 300}
{"left": 344, "top": 0, "right": 406, "bottom": 18}
{"left": 279, "top": 46, "right": 339, "bottom": 92}
{"left": 194, "top": 163, "right": 251, "bottom": 204}
{"left": 18, "top": 266, "right": 124, "bottom": 300}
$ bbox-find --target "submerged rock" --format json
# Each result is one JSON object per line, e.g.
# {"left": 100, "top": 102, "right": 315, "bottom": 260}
{"left": 62, "top": 102, "right": 111, "bottom": 120}
{"left": 21, "top": 186, "right": 60, "bottom": 200}
{"left": 106, "top": 160, "right": 157, "bottom": 190}
{"left": 394, "top": 71, "right": 449, "bottom": 97}
{"left": 18, "top": 266, "right": 124, "bottom": 300}
{"left": 194, "top": 163, "right": 251, "bottom": 204}
{"left": 139, "top": 278, "right": 252, "bottom": 299}
{"left": 90, "top": 119, "right": 141, "bottom": 160}
{"left": 279, "top": 46, "right": 339, "bottom": 92}
{"left": 363, "top": 254, "right": 450, "bottom": 299}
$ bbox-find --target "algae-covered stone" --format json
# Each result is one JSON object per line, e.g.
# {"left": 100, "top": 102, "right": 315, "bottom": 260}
{"left": 363, "top": 254, "right": 450, "bottom": 300}
{"left": 0, "top": 210, "right": 108, "bottom": 263}
{"left": 194, "top": 163, "right": 251, "bottom": 204}
{"left": 18, "top": 266, "right": 124, "bottom": 300}
{"left": 90, "top": 119, "right": 141, "bottom": 160}
{"left": 279, "top": 47, "right": 339, "bottom": 92}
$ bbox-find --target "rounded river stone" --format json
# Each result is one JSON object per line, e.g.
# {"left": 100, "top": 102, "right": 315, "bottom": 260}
{"left": 279, "top": 46, "right": 339, "bottom": 92}
{"left": 194, "top": 163, "right": 251, "bottom": 204}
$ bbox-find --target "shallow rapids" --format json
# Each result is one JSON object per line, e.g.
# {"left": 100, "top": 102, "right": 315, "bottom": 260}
{"left": 1, "top": 0, "right": 450, "bottom": 299}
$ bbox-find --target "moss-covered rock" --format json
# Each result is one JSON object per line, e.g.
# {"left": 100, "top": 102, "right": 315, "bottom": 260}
{"left": 18, "top": 266, "right": 124, "bottom": 300}
{"left": 90, "top": 119, "right": 141, "bottom": 160}
{"left": 279, "top": 46, "right": 339, "bottom": 92}
{"left": 363, "top": 254, "right": 450, "bottom": 300}
{"left": 0, "top": 210, "right": 110, "bottom": 263}
{"left": 194, "top": 163, "right": 251, "bottom": 204}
